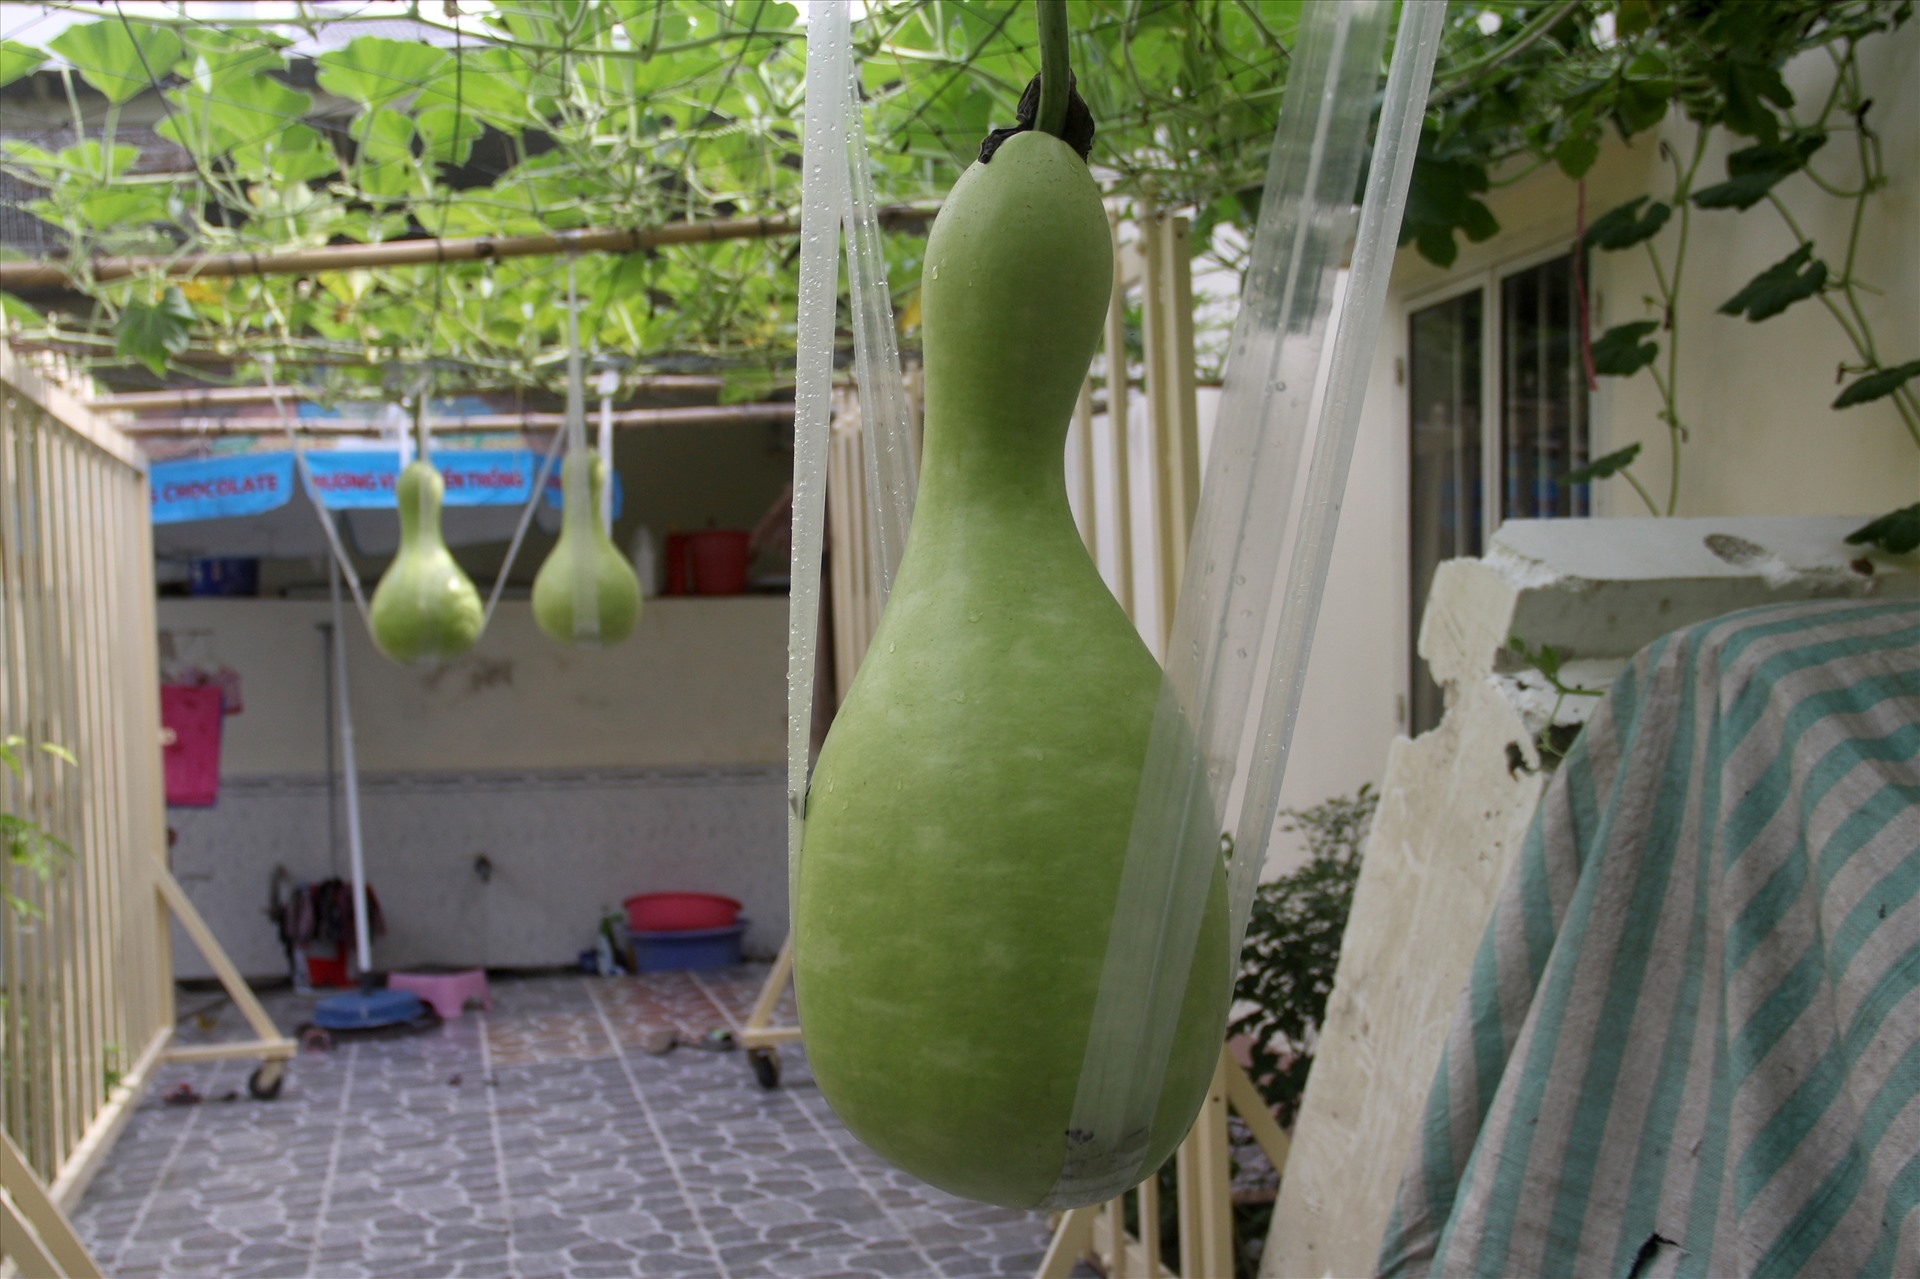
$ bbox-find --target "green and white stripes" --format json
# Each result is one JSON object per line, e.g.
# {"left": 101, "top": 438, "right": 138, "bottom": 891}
{"left": 1380, "top": 600, "right": 1920, "bottom": 1278}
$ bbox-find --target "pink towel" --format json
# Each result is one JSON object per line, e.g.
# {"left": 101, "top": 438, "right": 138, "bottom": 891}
{"left": 160, "top": 685, "right": 223, "bottom": 807}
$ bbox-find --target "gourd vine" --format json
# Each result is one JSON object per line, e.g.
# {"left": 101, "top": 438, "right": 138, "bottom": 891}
{"left": 1032, "top": 1, "right": 1071, "bottom": 142}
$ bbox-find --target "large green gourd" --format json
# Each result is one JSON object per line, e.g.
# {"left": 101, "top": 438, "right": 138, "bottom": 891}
{"left": 531, "top": 453, "right": 641, "bottom": 646}
{"left": 794, "top": 131, "right": 1229, "bottom": 1209}
{"left": 367, "top": 460, "right": 484, "bottom": 664}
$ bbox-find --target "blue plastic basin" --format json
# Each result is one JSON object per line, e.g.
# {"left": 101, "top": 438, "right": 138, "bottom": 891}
{"left": 630, "top": 922, "right": 747, "bottom": 973}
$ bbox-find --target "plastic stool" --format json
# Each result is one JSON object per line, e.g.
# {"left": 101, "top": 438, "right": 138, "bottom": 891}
{"left": 386, "top": 969, "right": 491, "bottom": 1020}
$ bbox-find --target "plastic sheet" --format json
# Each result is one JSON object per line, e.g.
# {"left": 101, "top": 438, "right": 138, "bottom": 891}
{"left": 560, "top": 264, "right": 601, "bottom": 644}
{"left": 1226, "top": 0, "right": 1447, "bottom": 962}
{"left": 786, "top": 2, "right": 852, "bottom": 883}
{"left": 480, "top": 425, "right": 565, "bottom": 629}
{"left": 263, "top": 360, "right": 373, "bottom": 623}
{"left": 596, "top": 369, "right": 619, "bottom": 537}
{"left": 840, "top": 54, "right": 916, "bottom": 597}
{"left": 1050, "top": 0, "right": 1407, "bottom": 1205}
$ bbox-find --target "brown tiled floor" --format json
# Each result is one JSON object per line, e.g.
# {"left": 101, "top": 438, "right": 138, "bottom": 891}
{"left": 71, "top": 966, "right": 1054, "bottom": 1278}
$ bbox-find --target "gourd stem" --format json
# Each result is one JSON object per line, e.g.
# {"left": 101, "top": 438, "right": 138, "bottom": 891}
{"left": 1034, "top": 1, "right": 1071, "bottom": 140}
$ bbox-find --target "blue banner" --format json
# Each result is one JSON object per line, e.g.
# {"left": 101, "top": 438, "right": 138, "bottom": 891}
{"left": 150, "top": 448, "right": 619, "bottom": 522}
{"left": 300, "top": 450, "right": 536, "bottom": 510}
{"left": 150, "top": 454, "right": 294, "bottom": 524}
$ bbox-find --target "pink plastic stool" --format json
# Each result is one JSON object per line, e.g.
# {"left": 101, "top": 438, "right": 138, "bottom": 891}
{"left": 387, "top": 969, "right": 491, "bottom": 1020}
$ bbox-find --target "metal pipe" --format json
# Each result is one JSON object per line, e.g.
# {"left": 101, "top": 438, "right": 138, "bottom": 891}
{"left": 87, "top": 376, "right": 733, "bottom": 412}
{"left": 119, "top": 401, "right": 797, "bottom": 437}
{"left": 0, "top": 206, "right": 940, "bottom": 293}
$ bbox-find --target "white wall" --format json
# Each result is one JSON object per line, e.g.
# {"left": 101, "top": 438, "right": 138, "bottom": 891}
{"left": 1388, "top": 19, "right": 1919, "bottom": 521}
{"left": 1309, "top": 18, "right": 1920, "bottom": 855}
{"left": 160, "top": 597, "right": 790, "bottom": 978}
{"left": 161, "top": 596, "right": 788, "bottom": 777}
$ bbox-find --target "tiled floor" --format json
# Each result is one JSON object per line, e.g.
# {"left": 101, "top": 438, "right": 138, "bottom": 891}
{"left": 72, "top": 967, "right": 1055, "bottom": 1278}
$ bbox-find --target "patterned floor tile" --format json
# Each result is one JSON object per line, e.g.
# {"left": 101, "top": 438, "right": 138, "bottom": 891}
{"left": 72, "top": 968, "right": 1051, "bottom": 1278}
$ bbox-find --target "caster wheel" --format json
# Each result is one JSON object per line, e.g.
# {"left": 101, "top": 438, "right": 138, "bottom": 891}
{"left": 299, "top": 1025, "right": 333, "bottom": 1053}
{"left": 247, "top": 1064, "right": 286, "bottom": 1100}
{"left": 747, "top": 1047, "right": 781, "bottom": 1090}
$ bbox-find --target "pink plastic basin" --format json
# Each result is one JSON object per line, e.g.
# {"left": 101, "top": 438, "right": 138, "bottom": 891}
{"left": 623, "top": 892, "right": 742, "bottom": 933}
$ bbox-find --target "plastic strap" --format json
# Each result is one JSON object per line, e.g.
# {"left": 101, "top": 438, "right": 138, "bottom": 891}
{"left": 263, "top": 362, "right": 372, "bottom": 624}
{"left": 596, "top": 370, "right": 617, "bottom": 538}
{"left": 840, "top": 52, "right": 916, "bottom": 596}
{"left": 1226, "top": 0, "right": 1447, "bottom": 963}
{"left": 479, "top": 424, "right": 566, "bottom": 631}
{"left": 1050, "top": 0, "right": 1397, "bottom": 1206}
{"left": 786, "top": 2, "right": 851, "bottom": 893}
{"left": 562, "top": 260, "right": 601, "bottom": 643}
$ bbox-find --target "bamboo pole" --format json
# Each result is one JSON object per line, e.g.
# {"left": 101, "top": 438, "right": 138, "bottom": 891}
{"left": 0, "top": 206, "right": 940, "bottom": 293}
{"left": 87, "top": 376, "right": 733, "bottom": 413}
{"left": 119, "top": 401, "right": 797, "bottom": 437}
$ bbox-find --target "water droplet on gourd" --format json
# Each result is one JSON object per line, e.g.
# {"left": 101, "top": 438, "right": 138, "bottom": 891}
{"left": 1234, "top": 574, "right": 1247, "bottom": 586}
{"left": 1236, "top": 648, "right": 1248, "bottom": 659}
{"left": 887, "top": 642, "right": 897, "bottom": 653}
{"left": 930, "top": 265, "right": 939, "bottom": 279}
{"left": 968, "top": 612, "right": 980, "bottom": 623}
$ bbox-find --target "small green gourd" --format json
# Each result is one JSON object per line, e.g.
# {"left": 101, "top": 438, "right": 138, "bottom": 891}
{"left": 532, "top": 453, "right": 641, "bottom": 646}
{"left": 794, "top": 130, "right": 1229, "bottom": 1209}
{"left": 367, "top": 460, "right": 484, "bottom": 664}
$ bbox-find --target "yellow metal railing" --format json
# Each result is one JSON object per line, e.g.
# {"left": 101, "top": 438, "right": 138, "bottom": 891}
{"left": 0, "top": 343, "right": 172, "bottom": 1204}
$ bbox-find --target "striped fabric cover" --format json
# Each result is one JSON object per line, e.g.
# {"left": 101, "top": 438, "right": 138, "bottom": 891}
{"left": 1377, "top": 599, "right": 1920, "bottom": 1278}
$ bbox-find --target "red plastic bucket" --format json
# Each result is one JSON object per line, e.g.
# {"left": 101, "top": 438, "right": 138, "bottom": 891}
{"left": 623, "top": 892, "right": 742, "bottom": 932}
{"left": 686, "top": 529, "right": 750, "bottom": 595}
{"left": 663, "top": 532, "right": 690, "bottom": 594}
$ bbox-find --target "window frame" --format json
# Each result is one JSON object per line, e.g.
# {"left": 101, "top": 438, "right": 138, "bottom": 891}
{"left": 1403, "top": 238, "right": 1601, "bottom": 549}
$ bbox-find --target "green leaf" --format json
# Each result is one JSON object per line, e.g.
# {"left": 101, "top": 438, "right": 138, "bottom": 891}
{"left": 38, "top": 743, "right": 76, "bottom": 767}
{"left": 719, "top": 366, "right": 784, "bottom": 405}
{"left": 230, "top": 123, "right": 336, "bottom": 184}
{"left": 1833, "top": 360, "right": 1920, "bottom": 410}
{"left": 1554, "top": 133, "right": 1600, "bottom": 179}
{"left": 415, "top": 106, "right": 481, "bottom": 169}
{"left": 315, "top": 37, "right": 448, "bottom": 107}
{"left": 1694, "top": 133, "right": 1826, "bottom": 210}
{"left": 1728, "top": 132, "right": 1826, "bottom": 178}
{"left": 414, "top": 51, "right": 535, "bottom": 130}
{"left": 163, "top": 72, "right": 312, "bottom": 154}
{"left": 0, "top": 141, "right": 57, "bottom": 184}
{"left": 73, "top": 184, "right": 171, "bottom": 229}
{"left": 1714, "top": 57, "right": 1792, "bottom": 140}
{"left": 57, "top": 142, "right": 142, "bottom": 181}
{"left": 1590, "top": 321, "right": 1660, "bottom": 376}
{"left": 1615, "top": 0, "right": 1655, "bottom": 37}
{"left": 114, "top": 287, "right": 196, "bottom": 376}
{"left": 359, "top": 110, "right": 416, "bottom": 165}
{"left": 1691, "top": 171, "right": 1789, "bottom": 211}
{"left": 47, "top": 20, "right": 182, "bottom": 106}
{"left": 0, "top": 291, "right": 42, "bottom": 327}
{"left": 1401, "top": 153, "right": 1498, "bottom": 268}
{"left": 1613, "top": 76, "right": 1670, "bottom": 135}
{"left": 0, "top": 40, "right": 46, "bottom": 88}
{"left": 1583, "top": 197, "right": 1670, "bottom": 251}
{"left": 1565, "top": 442, "right": 1643, "bottom": 483}
{"left": 1846, "top": 504, "right": 1920, "bottom": 555}
{"left": 1719, "top": 242, "right": 1827, "bottom": 321}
